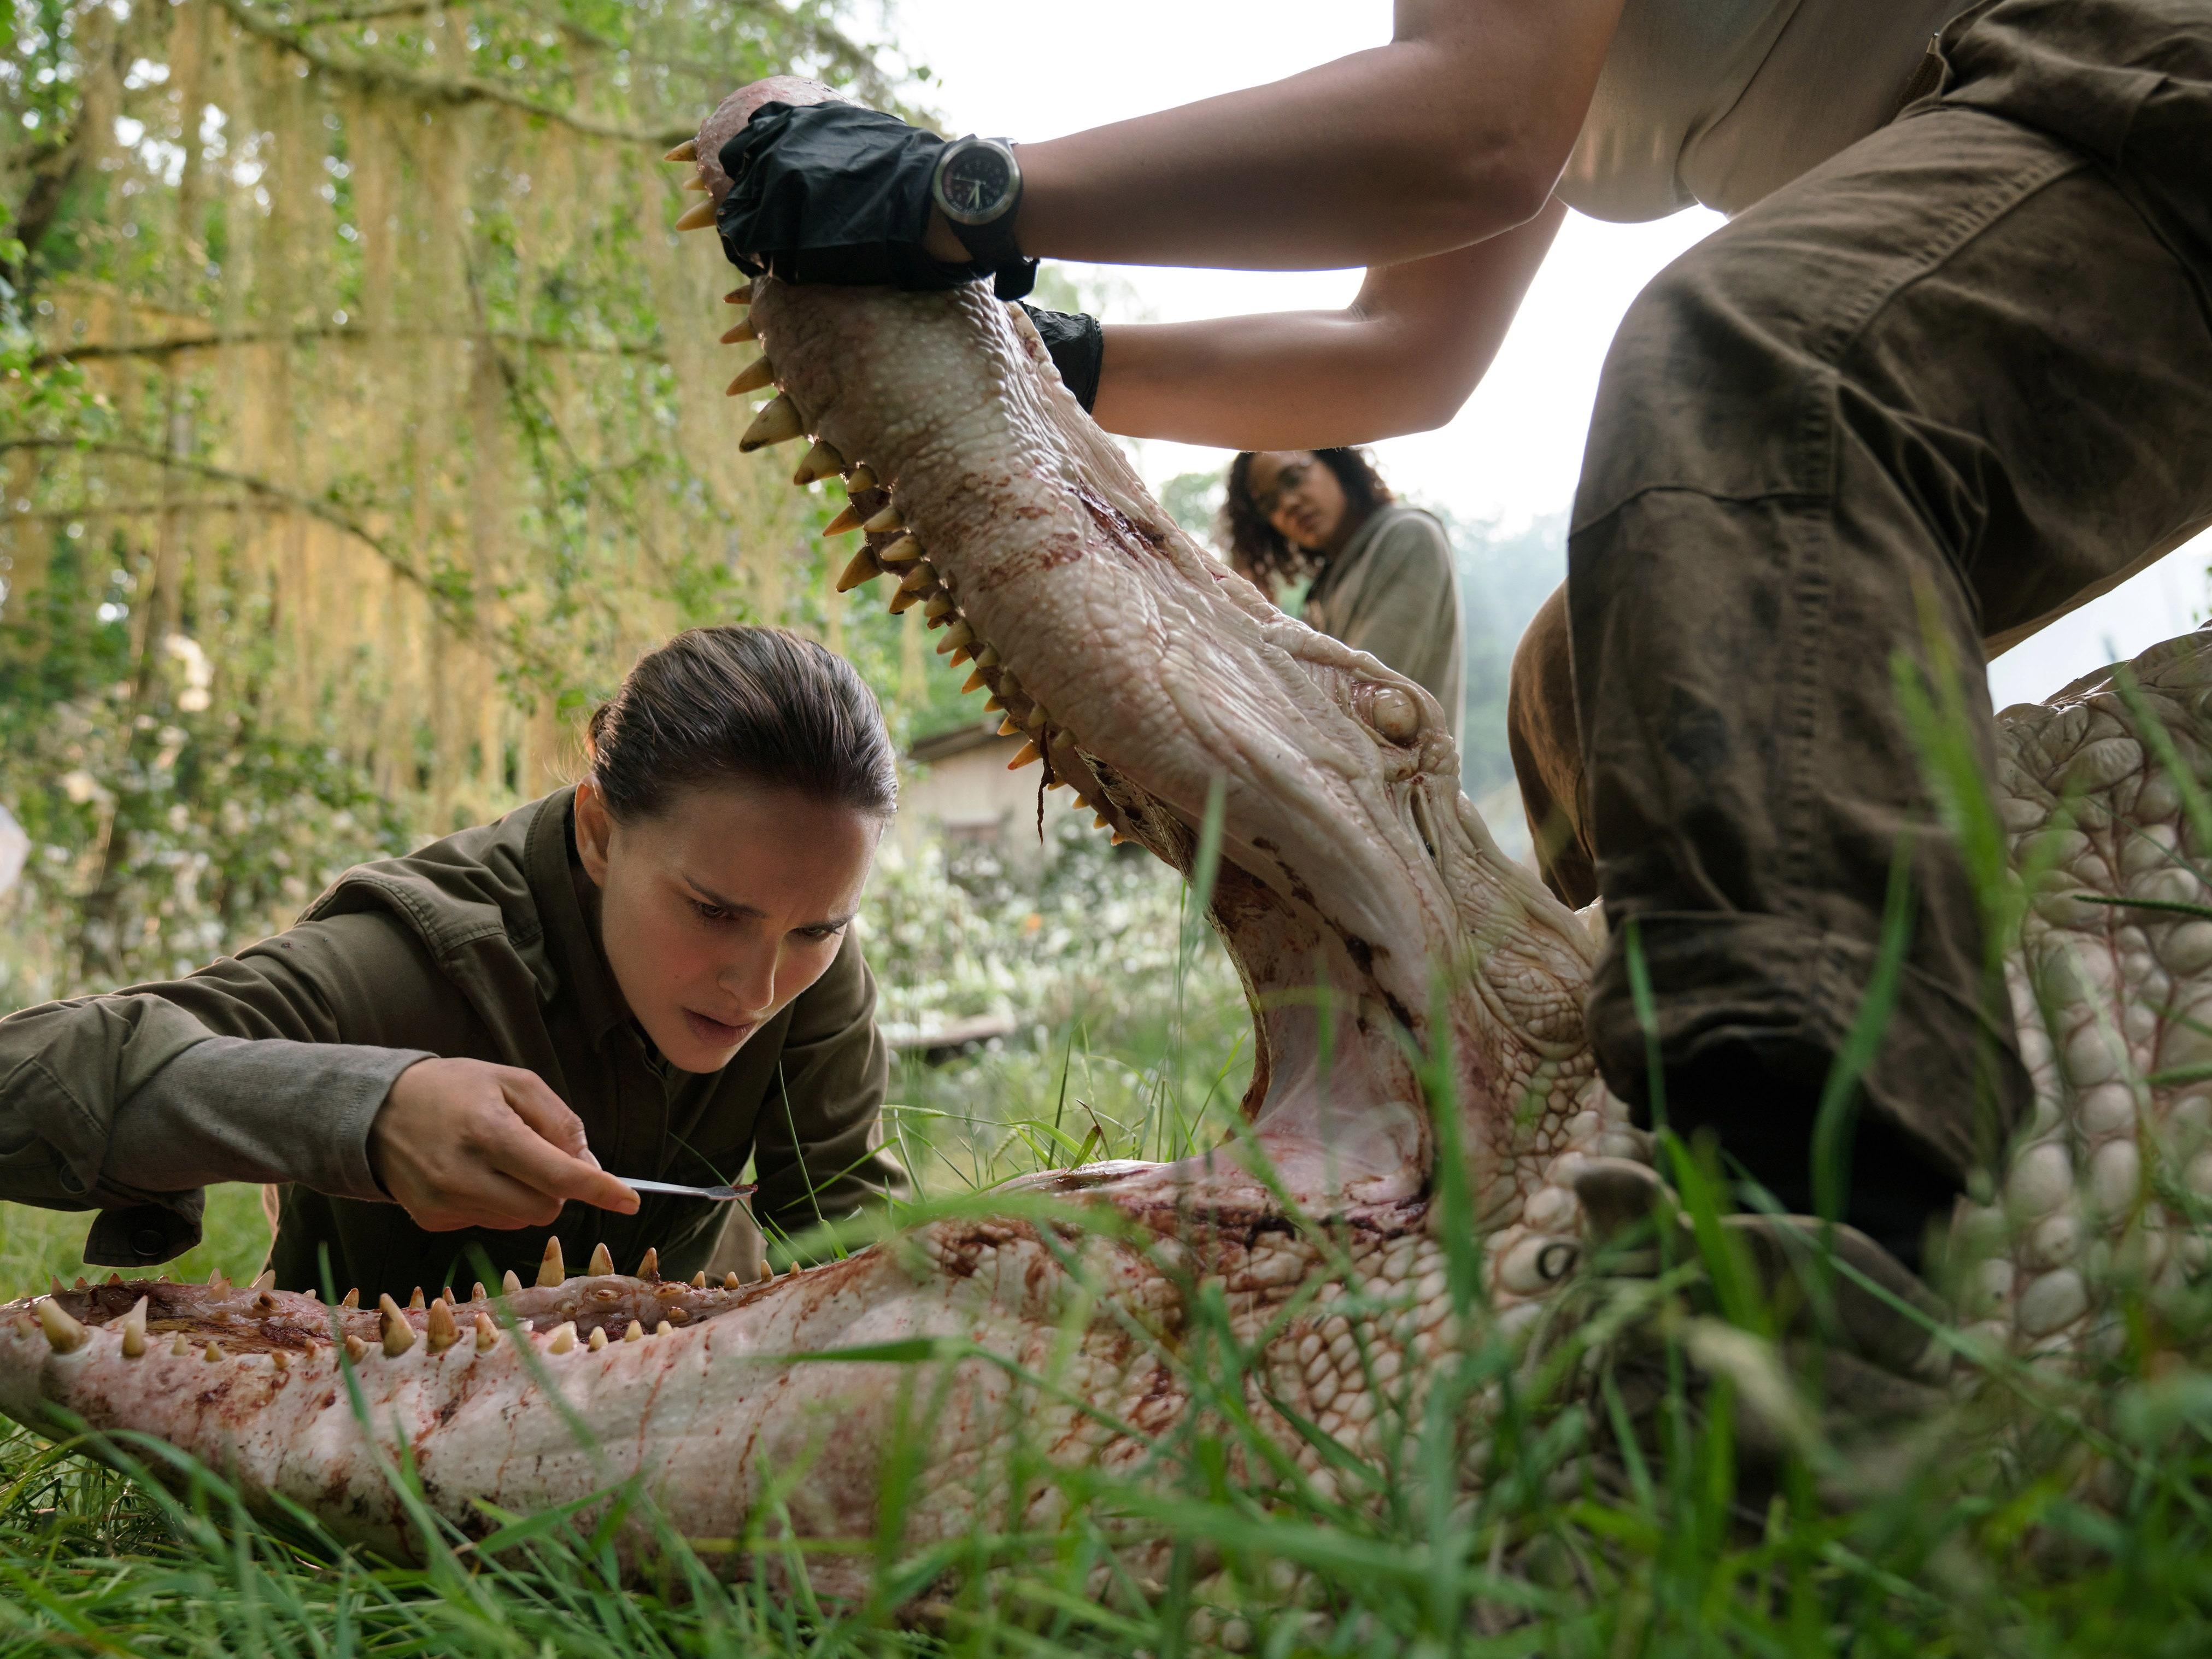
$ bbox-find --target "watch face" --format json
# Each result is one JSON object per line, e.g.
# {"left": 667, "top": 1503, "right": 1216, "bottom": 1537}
{"left": 937, "top": 141, "right": 1018, "bottom": 226}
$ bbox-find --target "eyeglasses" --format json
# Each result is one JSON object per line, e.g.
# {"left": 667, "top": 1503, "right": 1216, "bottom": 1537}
{"left": 1249, "top": 459, "right": 1313, "bottom": 519}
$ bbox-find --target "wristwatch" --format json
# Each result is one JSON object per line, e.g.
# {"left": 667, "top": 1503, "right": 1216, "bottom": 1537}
{"left": 931, "top": 134, "right": 1037, "bottom": 300}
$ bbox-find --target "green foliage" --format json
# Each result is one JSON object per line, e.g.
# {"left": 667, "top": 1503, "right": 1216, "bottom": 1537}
{"left": 0, "top": 0, "right": 946, "bottom": 1007}
{"left": 1438, "top": 507, "right": 1563, "bottom": 800}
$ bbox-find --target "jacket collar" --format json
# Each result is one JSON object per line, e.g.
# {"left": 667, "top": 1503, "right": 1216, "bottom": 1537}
{"left": 523, "top": 787, "right": 631, "bottom": 1049}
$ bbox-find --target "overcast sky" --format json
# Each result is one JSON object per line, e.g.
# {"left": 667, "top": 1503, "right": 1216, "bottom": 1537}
{"left": 885, "top": 0, "right": 2208, "bottom": 708}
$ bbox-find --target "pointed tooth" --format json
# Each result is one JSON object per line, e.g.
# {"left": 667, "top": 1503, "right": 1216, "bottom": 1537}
{"left": 822, "top": 502, "right": 865, "bottom": 537}
{"left": 379, "top": 1295, "right": 417, "bottom": 1357}
{"left": 887, "top": 587, "right": 920, "bottom": 614}
{"left": 675, "top": 199, "right": 717, "bottom": 231}
{"left": 37, "top": 1299, "right": 87, "bottom": 1355}
{"left": 948, "top": 646, "right": 973, "bottom": 667}
{"left": 725, "top": 282, "right": 753, "bottom": 306}
{"left": 1094, "top": 812, "right": 1112, "bottom": 829}
{"left": 471, "top": 1282, "right": 486, "bottom": 1303}
{"left": 962, "top": 668, "right": 989, "bottom": 694}
{"left": 173, "top": 1333, "right": 194, "bottom": 1358}
{"left": 105, "top": 1273, "right": 122, "bottom": 1286}
{"left": 341, "top": 1288, "right": 360, "bottom": 1309}
{"left": 724, "top": 1272, "right": 741, "bottom": 1289}
{"left": 876, "top": 535, "right": 922, "bottom": 566}
{"left": 924, "top": 593, "right": 957, "bottom": 622}
{"left": 691, "top": 1271, "right": 708, "bottom": 1289}
{"left": 624, "top": 1319, "right": 644, "bottom": 1343}
{"left": 588, "top": 1242, "right": 614, "bottom": 1277}
{"left": 936, "top": 620, "right": 975, "bottom": 655}
{"left": 985, "top": 696, "right": 1006, "bottom": 713}
{"left": 664, "top": 139, "right": 697, "bottom": 162}
{"left": 1008, "top": 741, "right": 1042, "bottom": 771}
{"left": 899, "top": 560, "right": 939, "bottom": 594}
{"left": 305, "top": 1288, "right": 321, "bottom": 1304}
{"left": 998, "top": 671, "right": 1024, "bottom": 701}
{"left": 847, "top": 464, "right": 878, "bottom": 491}
{"left": 721, "top": 316, "right": 759, "bottom": 344}
{"left": 1024, "top": 705, "right": 1050, "bottom": 733}
{"left": 74, "top": 1277, "right": 86, "bottom": 1289}
{"left": 998, "top": 716, "right": 1023, "bottom": 737}
{"left": 589, "top": 1326, "right": 608, "bottom": 1351}
{"left": 502, "top": 1270, "right": 523, "bottom": 1297}
{"left": 683, "top": 175, "right": 709, "bottom": 193}
{"left": 837, "top": 548, "right": 886, "bottom": 593}
{"left": 408, "top": 1286, "right": 425, "bottom": 1310}
{"left": 725, "top": 356, "right": 776, "bottom": 396}
{"left": 655, "top": 1319, "right": 673, "bottom": 1336}
{"left": 426, "top": 1299, "right": 459, "bottom": 1354}
{"left": 271, "top": 1349, "right": 290, "bottom": 1372}
{"left": 792, "top": 438, "right": 845, "bottom": 484}
{"left": 548, "top": 1321, "right": 577, "bottom": 1355}
{"left": 975, "top": 646, "right": 1001, "bottom": 670}
{"left": 120, "top": 1297, "right": 148, "bottom": 1359}
{"left": 537, "top": 1238, "right": 566, "bottom": 1288}
{"left": 343, "top": 1334, "right": 368, "bottom": 1363}
{"left": 252, "top": 1270, "right": 277, "bottom": 1292}
{"left": 638, "top": 1248, "right": 660, "bottom": 1281}
{"left": 740, "top": 394, "right": 805, "bottom": 451}
{"left": 758, "top": 1262, "right": 774, "bottom": 1281}
{"left": 474, "top": 1314, "right": 499, "bottom": 1353}
{"left": 208, "top": 1269, "right": 227, "bottom": 1289}
{"left": 203, "top": 1341, "right": 224, "bottom": 1362}
{"left": 862, "top": 503, "right": 905, "bottom": 534}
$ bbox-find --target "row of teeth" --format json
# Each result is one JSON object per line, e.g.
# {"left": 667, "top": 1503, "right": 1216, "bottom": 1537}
{"left": 25, "top": 1236, "right": 799, "bottom": 1363}
{"left": 663, "top": 140, "right": 1135, "bottom": 846}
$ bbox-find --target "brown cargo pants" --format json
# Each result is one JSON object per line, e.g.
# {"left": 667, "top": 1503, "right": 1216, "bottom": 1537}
{"left": 1509, "top": 0, "right": 2212, "bottom": 1262}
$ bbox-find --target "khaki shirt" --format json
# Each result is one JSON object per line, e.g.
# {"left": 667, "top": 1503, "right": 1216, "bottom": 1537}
{"left": 0, "top": 789, "right": 900, "bottom": 1298}
{"left": 1300, "top": 505, "right": 1465, "bottom": 739}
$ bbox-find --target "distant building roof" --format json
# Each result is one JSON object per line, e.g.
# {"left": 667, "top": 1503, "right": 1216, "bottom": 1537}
{"left": 907, "top": 717, "right": 1013, "bottom": 765}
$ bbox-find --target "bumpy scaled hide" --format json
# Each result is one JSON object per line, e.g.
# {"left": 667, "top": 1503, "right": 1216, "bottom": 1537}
{"left": 3, "top": 75, "right": 2208, "bottom": 1599}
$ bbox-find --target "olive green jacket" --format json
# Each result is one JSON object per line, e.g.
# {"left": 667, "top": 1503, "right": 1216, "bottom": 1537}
{"left": 0, "top": 789, "right": 901, "bottom": 1298}
{"left": 1300, "top": 504, "right": 1465, "bottom": 739}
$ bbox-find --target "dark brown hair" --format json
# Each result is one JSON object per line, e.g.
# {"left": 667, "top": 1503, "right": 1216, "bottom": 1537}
{"left": 1218, "top": 448, "right": 1394, "bottom": 591}
{"left": 586, "top": 625, "right": 896, "bottom": 820}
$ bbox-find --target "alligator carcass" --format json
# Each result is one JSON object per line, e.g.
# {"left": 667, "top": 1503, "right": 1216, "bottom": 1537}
{"left": 2, "top": 75, "right": 2207, "bottom": 1604}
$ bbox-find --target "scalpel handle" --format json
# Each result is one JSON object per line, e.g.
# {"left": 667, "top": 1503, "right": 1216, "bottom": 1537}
{"left": 616, "top": 1176, "right": 753, "bottom": 1202}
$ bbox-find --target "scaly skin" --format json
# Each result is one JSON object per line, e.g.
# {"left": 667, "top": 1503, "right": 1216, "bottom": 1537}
{"left": 1, "top": 77, "right": 2204, "bottom": 1594}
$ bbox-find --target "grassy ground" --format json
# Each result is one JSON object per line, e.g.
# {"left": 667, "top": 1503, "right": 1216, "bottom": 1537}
{"left": 8, "top": 1026, "right": 2212, "bottom": 1656}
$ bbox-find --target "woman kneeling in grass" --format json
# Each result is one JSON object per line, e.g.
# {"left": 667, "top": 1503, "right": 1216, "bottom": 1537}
{"left": 0, "top": 626, "right": 905, "bottom": 1300}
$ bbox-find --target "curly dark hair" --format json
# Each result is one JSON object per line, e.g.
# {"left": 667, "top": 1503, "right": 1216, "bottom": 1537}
{"left": 1217, "top": 448, "right": 1395, "bottom": 592}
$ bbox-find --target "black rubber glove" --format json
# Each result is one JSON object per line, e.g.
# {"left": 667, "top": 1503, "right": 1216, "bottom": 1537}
{"left": 1018, "top": 303, "right": 1105, "bottom": 413}
{"left": 718, "top": 102, "right": 1026, "bottom": 293}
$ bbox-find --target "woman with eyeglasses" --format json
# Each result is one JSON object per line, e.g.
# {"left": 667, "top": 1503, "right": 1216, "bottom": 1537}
{"left": 1218, "top": 448, "right": 1462, "bottom": 739}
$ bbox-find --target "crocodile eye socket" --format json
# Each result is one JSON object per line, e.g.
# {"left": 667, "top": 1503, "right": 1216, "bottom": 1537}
{"left": 1370, "top": 686, "right": 1421, "bottom": 746}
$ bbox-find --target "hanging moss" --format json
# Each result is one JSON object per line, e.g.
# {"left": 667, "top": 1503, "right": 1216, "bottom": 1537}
{"left": 0, "top": 0, "right": 929, "bottom": 1000}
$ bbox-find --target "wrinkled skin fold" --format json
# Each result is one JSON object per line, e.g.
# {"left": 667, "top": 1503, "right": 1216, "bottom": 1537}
{"left": 4, "top": 77, "right": 2210, "bottom": 1601}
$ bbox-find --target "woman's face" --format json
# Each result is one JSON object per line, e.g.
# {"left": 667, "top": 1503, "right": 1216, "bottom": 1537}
{"left": 576, "top": 779, "right": 883, "bottom": 1075}
{"left": 1245, "top": 450, "right": 1355, "bottom": 556}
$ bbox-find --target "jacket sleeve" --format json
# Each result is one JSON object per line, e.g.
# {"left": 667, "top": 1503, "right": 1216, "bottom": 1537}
{"left": 0, "top": 910, "right": 457, "bottom": 1265}
{"left": 747, "top": 929, "right": 907, "bottom": 1247}
{"left": 1336, "top": 515, "right": 1462, "bottom": 716}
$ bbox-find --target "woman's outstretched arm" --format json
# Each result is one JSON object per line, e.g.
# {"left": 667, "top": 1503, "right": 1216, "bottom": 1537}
{"left": 1089, "top": 198, "right": 1564, "bottom": 449}
{"left": 1006, "top": 0, "right": 1617, "bottom": 271}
